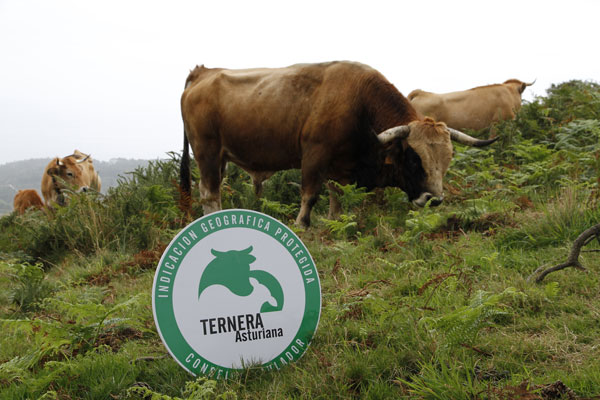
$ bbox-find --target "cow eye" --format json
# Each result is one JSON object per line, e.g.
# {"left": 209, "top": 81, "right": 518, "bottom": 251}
{"left": 67, "top": 172, "right": 74, "bottom": 177}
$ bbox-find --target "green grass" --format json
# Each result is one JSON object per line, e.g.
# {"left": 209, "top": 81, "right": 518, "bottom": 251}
{"left": 1, "top": 80, "right": 600, "bottom": 399}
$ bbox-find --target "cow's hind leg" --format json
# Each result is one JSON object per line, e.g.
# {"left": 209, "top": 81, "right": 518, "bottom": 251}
{"left": 326, "top": 181, "right": 343, "bottom": 220}
{"left": 198, "top": 176, "right": 221, "bottom": 215}
{"left": 199, "top": 159, "right": 223, "bottom": 215}
{"left": 190, "top": 138, "right": 223, "bottom": 216}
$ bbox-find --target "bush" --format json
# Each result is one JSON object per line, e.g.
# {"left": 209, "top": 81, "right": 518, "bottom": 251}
{"left": 0, "top": 156, "right": 185, "bottom": 261}
{"left": 8, "top": 262, "right": 54, "bottom": 312}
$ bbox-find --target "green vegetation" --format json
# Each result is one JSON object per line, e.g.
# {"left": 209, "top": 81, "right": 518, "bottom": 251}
{"left": 0, "top": 158, "right": 151, "bottom": 215}
{"left": 1, "top": 80, "right": 599, "bottom": 399}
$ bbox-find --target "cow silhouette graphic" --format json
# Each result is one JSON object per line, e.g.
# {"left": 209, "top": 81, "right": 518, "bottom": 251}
{"left": 198, "top": 246, "right": 284, "bottom": 313}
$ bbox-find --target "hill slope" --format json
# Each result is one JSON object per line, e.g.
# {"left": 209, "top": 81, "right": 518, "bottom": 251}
{"left": 0, "top": 158, "right": 151, "bottom": 214}
{"left": 0, "top": 80, "right": 599, "bottom": 398}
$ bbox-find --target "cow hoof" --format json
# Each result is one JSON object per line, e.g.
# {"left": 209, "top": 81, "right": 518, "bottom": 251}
{"left": 294, "top": 216, "right": 310, "bottom": 229}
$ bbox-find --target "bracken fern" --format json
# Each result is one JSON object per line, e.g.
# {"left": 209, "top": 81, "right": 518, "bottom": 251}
{"left": 420, "top": 287, "right": 523, "bottom": 350}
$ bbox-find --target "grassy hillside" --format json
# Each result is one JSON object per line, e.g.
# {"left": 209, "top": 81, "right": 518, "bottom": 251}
{"left": 0, "top": 80, "right": 599, "bottom": 399}
{"left": 0, "top": 158, "right": 151, "bottom": 215}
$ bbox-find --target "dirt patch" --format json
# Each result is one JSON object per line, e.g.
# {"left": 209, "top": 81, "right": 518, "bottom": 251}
{"left": 340, "top": 303, "right": 364, "bottom": 320}
{"left": 490, "top": 380, "right": 599, "bottom": 400}
{"left": 86, "top": 272, "right": 113, "bottom": 286}
{"left": 85, "top": 243, "right": 167, "bottom": 286}
{"left": 515, "top": 195, "right": 535, "bottom": 210}
{"left": 443, "top": 212, "right": 516, "bottom": 236}
{"left": 122, "top": 243, "right": 167, "bottom": 271}
{"left": 95, "top": 326, "right": 143, "bottom": 352}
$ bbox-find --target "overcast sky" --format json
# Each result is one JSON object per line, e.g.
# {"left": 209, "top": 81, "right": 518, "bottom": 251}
{"left": 1, "top": 0, "right": 599, "bottom": 165}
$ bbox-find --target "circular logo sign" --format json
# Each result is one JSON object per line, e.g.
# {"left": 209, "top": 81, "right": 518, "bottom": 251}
{"left": 152, "top": 209, "right": 321, "bottom": 379}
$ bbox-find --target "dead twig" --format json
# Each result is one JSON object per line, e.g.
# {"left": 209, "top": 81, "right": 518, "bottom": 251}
{"left": 460, "top": 343, "right": 492, "bottom": 357}
{"left": 347, "top": 279, "right": 391, "bottom": 297}
{"left": 130, "top": 354, "right": 169, "bottom": 364}
{"left": 529, "top": 223, "right": 600, "bottom": 283}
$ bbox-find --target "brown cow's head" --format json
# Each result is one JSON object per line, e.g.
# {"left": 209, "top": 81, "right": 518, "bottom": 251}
{"left": 46, "top": 154, "right": 93, "bottom": 204}
{"left": 378, "top": 118, "right": 497, "bottom": 207}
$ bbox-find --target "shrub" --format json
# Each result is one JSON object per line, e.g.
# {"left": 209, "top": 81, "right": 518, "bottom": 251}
{"left": 497, "top": 187, "right": 600, "bottom": 250}
{"left": 8, "top": 262, "right": 54, "bottom": 312}
{"left": 0, "top": 156, "right": 186, "bottom": 261}
{"left": 0, "top": 291, "right": 150, "bottom": 378}
{"left": 419, "top": 287, "right": 522, "bottom": 349}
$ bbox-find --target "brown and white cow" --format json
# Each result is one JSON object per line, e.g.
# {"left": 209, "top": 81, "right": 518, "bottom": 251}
{"left": 180, "top": 61, "right": 497, "bottom": 227}
{"left": 41, "top": 150, "right": 102, "bottom": 207}
{"left": 13, "top": 189, "right": 44, "bottom": 214}
{"left": 408, "top": 79, "right": 535, "bottom": 131}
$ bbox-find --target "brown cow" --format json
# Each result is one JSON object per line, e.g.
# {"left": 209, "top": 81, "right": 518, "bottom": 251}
{"left": 180, "top": 61, "right": 497, "bottom": 227}
{"left": 41, "top": 150, "right": 102, "bottom": 207}
{"left": 13, "top": 189, "right": 44, "bottom": 214}
{"left": 408, "top": 79, "right": 535, "bottom": 131}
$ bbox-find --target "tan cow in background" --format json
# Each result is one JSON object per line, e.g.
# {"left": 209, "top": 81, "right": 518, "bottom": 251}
{"left": 408, "top": 79, "right": 535, "bottom": 131}
{"left": 41, "top": 150, "right": 101, "bottom": 207}
{"left": 13, "top": 189, "right": 44, "bottom": 214}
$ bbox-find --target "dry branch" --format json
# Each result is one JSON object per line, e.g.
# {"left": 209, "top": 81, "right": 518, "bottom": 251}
{"left": 130, "top": 354, "right": 169, "bottom": 364}
{"left": 529, "top": 223, "right": 600, "bottom": 283}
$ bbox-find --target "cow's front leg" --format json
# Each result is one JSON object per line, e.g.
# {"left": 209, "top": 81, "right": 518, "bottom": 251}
{"left": 295, "top": 188, "right": 320, "bottom": 228}
{"left": 295, "top": 160, "right": 326, "bottom": 227}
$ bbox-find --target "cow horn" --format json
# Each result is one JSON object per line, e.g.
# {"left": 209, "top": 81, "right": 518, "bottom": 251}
{"left": 242, "top": 246, "right": 253, "bottom": 254}
{"left": 377, "top": 125, "right": 411, "bottom": 144}
{"left": 76, "top": 154, "right": 91, "bottom": 163}
{"left": 447, "top": 128, "right": 499, "bottom": 147}
{"left": 57, "top": 159, "right": 64, "bottom": 167}
{"left": 211, "top": 249, "right": 225, "bottom": 257}
{"left": 525, "top": 79, "right": 536, "bottom": 86}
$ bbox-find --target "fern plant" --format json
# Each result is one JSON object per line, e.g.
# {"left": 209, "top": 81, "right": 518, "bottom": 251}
{"left": 321, "top": 214, "right": 358, "bottom": 239}
{"left": 8, "top": 262, "right": 54, "bottom": 312}
{"left": 125, "top": 376, "right": 237, "bottom": 400}
{"left": 259, "top": 198, "right": 298, "bottom": 221}
{"left": 400, "top": 207, "right": 448, "bottom": 241}
{"left": 544, "top": 281, "right": 560, "bottom": 300}
{"left": 330, "top": 182, "right": 373, "bottom": 211}
{"left": 420, "top": 287, "right": 523, "bottom": 349}
{"left": 0, "top": 292, "right": 150, "bottom": 383}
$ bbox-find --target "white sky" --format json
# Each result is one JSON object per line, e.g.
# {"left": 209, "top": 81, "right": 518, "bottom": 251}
{"left": 1, "top": 0, "right": 599, "bottom": 164}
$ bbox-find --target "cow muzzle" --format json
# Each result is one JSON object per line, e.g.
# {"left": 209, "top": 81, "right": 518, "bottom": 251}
{"left": 412, "top": 192, "right": 443, "bottom": 207}
{"left": 77, "top": 186, "right": 91, "bottom": 193}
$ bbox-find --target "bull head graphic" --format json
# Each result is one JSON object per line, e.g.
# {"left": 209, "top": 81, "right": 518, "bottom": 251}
{"left": 198, "top": 246, "right": 284, "bottom": 313}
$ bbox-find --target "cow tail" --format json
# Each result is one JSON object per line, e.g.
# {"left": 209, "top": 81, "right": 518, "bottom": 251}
{"left": 179, "top": 130, "right": 192, "bottom": 214}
